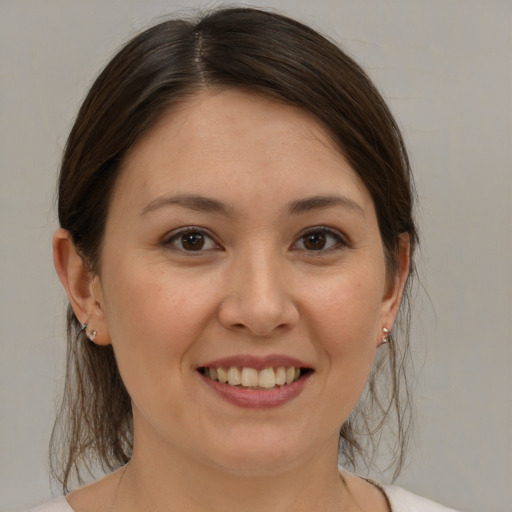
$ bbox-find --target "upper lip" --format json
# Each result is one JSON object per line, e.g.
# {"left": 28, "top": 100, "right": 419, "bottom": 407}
{"left": 198, "top": 354, "right": 313, "bottom": 371}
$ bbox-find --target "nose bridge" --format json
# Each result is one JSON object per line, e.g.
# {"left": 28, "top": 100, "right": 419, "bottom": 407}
{"left": 245, "top": 245, "right": 284, "bottom": 304}
{"left": 218, "top": 243, "right": 298, "bottom": 336}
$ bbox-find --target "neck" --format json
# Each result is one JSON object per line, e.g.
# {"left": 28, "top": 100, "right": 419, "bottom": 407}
{"left": 113, "top": 434, "right": 351, "bottom": 512}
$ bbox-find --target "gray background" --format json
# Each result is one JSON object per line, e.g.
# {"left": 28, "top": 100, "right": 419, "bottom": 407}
{"left": 1, "top": 1, "right": 511, "bottom": 511}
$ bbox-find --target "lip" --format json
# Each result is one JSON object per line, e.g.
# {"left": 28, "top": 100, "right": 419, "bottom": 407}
{"left": 199, "top": 354, "right": 312, "bottom": 371}
{"left": 199, "top": 371, "right": 312, "bottom": 408}
{"left": 197, "top": 354, "right": 313, "bottom": 409}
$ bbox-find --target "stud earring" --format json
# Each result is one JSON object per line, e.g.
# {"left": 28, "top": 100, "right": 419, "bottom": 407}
{"left": 381, "top": 327, "right": 391, "bottom": 344}
{"left": 80, "top": 322, "right": 97, "bottom": 342}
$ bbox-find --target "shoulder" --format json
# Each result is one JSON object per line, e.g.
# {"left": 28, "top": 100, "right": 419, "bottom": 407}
{"left": 382, "top": 485, "right": 460, "bottom": 512}
{"left": 24, "top": 469, "right": 124, "bottom": 512}
{"left": 26, "top": 496, "right": 74, "bottom": 512}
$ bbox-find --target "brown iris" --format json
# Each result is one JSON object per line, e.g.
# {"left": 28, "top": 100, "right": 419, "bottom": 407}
{"left": 181, "top": 231, "right": 205, "bottom": 251}
{"left": 303, "top": 232, "right": 326, "bottom": 250}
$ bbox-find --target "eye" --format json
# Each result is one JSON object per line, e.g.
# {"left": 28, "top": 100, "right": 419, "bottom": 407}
{"left": 293, "top": 227, "right": 346, "bottom": 252}
{"left": 164, "top": 228, "right": 220, "bottom": 252}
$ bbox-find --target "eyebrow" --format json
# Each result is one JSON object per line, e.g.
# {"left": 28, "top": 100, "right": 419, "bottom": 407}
{"left": 139, "top": 193, "right": 365, "bottom": 218}
{"left": 288, "top": 195, "right": 365, "bottom": 217}
{"left": 139, "top": 194, "right": 235, "bottom": 217}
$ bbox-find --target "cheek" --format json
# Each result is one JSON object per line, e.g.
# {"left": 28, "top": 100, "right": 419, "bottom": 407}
{"left": 104, "top": 258, "right": 212, "bottom": 335}
{"left": 304, "top": 271, "right": 383, "bottom": 405}
{"left": 100, "top": 262, "right": 219, "bottom": 394}
{"left": 307, "top": 271, "right": 384, "bottom": 349}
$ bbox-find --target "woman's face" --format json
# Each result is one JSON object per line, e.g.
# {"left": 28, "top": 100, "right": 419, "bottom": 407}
{"left": 91, "top": 89, "right": 405, "bottom": 475}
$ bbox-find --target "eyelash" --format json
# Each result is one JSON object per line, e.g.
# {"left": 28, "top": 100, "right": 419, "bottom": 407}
{"left": 163, "top": 226, "right": 349, "bottom": 254}
{"left": 163, "top": 227, "right": 221, "bottom": 253}
{"left": 292, "top": 226, "right": 349, "bottom": 253}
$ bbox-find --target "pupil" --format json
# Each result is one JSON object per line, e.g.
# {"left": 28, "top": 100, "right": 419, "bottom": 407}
{"left": 304, "top": 232, "right": 326, "bottom": 250}
{"left": 182, "top": 232, "right": 204, "bottom": 250}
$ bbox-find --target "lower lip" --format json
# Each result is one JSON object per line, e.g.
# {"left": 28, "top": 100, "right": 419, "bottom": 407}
{"left": 199, "top": 372, "right": 311, "bottom": 409}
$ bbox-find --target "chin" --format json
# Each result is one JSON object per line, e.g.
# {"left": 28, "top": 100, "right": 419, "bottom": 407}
{"left": 196, "top": 425, "right": 321, "bottom": 477}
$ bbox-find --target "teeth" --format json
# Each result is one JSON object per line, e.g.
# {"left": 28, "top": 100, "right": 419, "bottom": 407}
{"left": 275, "top": 367, "right": 286, "bottom": 386}
{"left": 259, "top": 368, "right": 276, "bottom": 388}
{"left": 203, "top": 365, "right": 304, "bottom": 389}
{"left": 241, "top": 367, "right": 259, "bottom": 387}
{"left": 217, "top": 367, "right": 228, "bottom": 383}
{"left": 227, "top": 366, "right": 241, "bottom": 386}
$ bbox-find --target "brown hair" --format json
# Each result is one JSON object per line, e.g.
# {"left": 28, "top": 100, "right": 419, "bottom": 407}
{"left": 51, "top": 7, "right": 417, "bottom": 490}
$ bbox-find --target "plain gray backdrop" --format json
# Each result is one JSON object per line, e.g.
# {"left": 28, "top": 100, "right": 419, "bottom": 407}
{"left": 1, "top": 1, "right": 511, "bottom": 511}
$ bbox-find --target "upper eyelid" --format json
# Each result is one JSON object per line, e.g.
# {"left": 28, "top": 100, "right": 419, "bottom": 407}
{"left": 164, "top": 226, "right": 214, "bottom": 239}
{"left": 291, "top": 227, "right": 351, "bottom": 254}
{"left": 294, "top": 226, "right": 349, "bottom": 243}
{"left": 163, "top": 226, "right": 222, "bottom": 248}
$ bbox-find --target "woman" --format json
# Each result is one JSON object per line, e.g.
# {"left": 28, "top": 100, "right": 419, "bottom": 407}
{"left": 32, "top": 7, "right": 457, "bottom": 512}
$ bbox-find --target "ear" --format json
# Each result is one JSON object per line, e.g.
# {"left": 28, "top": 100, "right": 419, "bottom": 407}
{"left": 378, "top": 233, "right": 411, "bottom": 346}
{"left": 53, "top": 228, "right": 110, "bottom": 346}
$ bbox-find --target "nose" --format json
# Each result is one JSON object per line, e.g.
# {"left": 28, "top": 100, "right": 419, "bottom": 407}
{"left": 217, "top": 249, "right": 299, "bottom": 337}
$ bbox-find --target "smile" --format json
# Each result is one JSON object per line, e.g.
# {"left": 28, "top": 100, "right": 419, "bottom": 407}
{"left": 199, "top": 366, "right": 309, "bottom": 390}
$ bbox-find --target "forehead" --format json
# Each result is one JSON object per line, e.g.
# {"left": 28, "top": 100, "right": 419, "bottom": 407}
{"left": 113, "top": 89, "right": 372, "bottom": 216}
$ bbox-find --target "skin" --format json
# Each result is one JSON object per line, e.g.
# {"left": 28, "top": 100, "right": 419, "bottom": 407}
{"left": 54, "top": 89, "right": 410, "bottom": 512}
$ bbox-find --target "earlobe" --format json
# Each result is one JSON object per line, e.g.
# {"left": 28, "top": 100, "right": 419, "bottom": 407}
{"left": 53, "top": 228, "right": 110, "bottom": 345}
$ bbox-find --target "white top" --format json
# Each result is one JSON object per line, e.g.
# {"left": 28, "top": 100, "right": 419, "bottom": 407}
{"left": 26, "top": 487, "right": 459, "bottom": 511}
{"left": 27, "top": 497, "right": 70, "bottom": 512}
{"left": 383, "top": 486, "right": 459, "bottom": 511}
